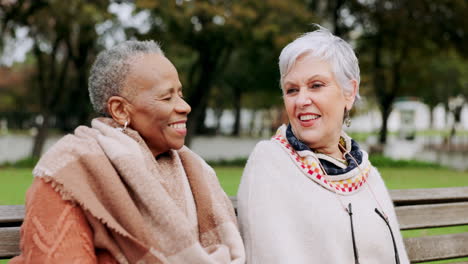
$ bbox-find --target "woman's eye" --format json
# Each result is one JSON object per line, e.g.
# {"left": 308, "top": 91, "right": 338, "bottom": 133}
{"left": 310, "top": 83, "right": 324, "bottom": 89}
{"left": 286, "top": 88, "right": 298, "bottom": 94}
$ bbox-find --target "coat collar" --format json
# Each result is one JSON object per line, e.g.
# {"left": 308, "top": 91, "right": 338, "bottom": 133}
{"left": 273, "top": 124, "right": 371, "bottom": 195}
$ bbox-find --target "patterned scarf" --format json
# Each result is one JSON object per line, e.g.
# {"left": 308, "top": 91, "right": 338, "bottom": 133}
{"left": 285, "top": 124, "right": 363, "bottom": 175}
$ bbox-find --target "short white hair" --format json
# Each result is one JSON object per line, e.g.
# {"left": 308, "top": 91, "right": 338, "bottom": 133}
{"left": 88, "top": 40, "right": 163, "bottom": 115}
{"left": 279, "top": 25, "right": 360, "bottom": 101}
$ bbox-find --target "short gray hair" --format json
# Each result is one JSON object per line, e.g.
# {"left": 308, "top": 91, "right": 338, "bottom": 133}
{"left": 279, "top": 25, "right": 360, "bottom": 100}
{"left": 88, "top": 40, "right": 163, "bottom": 115}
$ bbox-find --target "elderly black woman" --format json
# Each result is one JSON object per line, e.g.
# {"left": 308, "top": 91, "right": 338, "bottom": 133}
{"left": 237, "top": 25, "right": 409, "bottom": 264}
{"left": 11, "top": 40, "right": 245, "bottom": 264}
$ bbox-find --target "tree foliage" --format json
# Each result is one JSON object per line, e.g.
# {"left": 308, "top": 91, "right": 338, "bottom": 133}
{"left": 0, "top": 0, "right": 467, "bottom": 154}
{"left": 352, "top": 0, "right": 468, "bottom": 144}
{"left": 1, "top": 0, "right": 113, "bottom": 157}
{"left": 133, "top": 0, "right": 312, "bottom": 141}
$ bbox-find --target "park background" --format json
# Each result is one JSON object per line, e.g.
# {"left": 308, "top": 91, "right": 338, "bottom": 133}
{"left": 0, "top": 0, "right": 467, "bottom": 263}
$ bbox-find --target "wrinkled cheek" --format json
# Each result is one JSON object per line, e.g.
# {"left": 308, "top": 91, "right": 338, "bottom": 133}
{"left": 283, "top": 101, "right": 296, "bottom": 120}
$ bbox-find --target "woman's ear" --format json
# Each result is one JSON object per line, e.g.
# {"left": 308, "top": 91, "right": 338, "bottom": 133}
{"left": 107, "top": 96, "right": 131, "bottom": 125}
{"left": 345, "top": 79, "right": 358, "bottom": 110}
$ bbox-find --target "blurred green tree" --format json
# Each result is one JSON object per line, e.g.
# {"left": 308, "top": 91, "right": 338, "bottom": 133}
{"left": 1, "top": 0, "right": 112, "bottom": 157}
{"left": 134, "top": 0, "right": 311, "bottom": 142}
{"left": 353, "top": 0, "right": 468, "bottom": 145}
{"left": 406, "top": 51, "right": 468, "bottom": 129}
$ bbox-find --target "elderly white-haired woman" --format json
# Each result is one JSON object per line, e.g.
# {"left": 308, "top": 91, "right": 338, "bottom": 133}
{"left": 11, "top": 40, "right": 245, "bottom": 264}
{"left": 237, "top": 25, "right": 409, "bottom": 264}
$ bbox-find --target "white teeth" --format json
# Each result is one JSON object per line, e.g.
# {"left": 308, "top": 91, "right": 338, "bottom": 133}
{"left": 299, "top": 114, "right": 319, "bottom": 121}
{"left": 169, "top": 123, "right": 186, "bottom": 129}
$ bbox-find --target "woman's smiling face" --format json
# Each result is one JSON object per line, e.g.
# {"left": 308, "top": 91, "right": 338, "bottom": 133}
{"left": 125, "top": 53, "right": 191, "bottom": 157}
{"left": 282, "top": 54, "right": 356, "bottom": 155}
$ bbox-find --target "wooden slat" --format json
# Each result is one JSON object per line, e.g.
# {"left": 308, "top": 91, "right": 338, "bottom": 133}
{"left": 5, "top": 189, "right": 468, "bottom": 217}
{"left": 390, "top": 187, "right": 468, "bottom": 206}
{"left": 396, "top": 202, "right": 468, "bottom": 230}
{"left": 0, "top": 205, "right": 24, "bottom": 226}
{"left": 0, "top": 227, "right": 20, "bottom": 259}
{"left": 3, "top": 191, "right": 468, "bottom": 260}
{"left": 405, "top": 233, "right": 468, "bottom": 263}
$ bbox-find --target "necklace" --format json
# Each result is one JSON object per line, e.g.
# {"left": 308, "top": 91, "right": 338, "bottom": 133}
{"left": 315, "top": 137, "right": 348, "bottom": 165}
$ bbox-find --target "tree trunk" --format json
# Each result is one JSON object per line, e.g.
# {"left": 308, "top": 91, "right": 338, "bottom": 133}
{"left": 449, "top": 124, "right": 456, "bottom": 145}
{"left": 373, "top": 26, "right": 389, "bottom": 145}
{"left": 185, "top": 45, "right": 232, "bottom": 146}
{"left": 30, "top": 35, "right": 69, "bottom": 157}
{"left": 31, "top": 113, "right": 50, "bottom": 158}
{"left": 378, "top": 105, "right": 391, "bottom": 144}
{"left": 249, "top": 109, "right": 257, "bottom": 137}
{"left": 185, "top": 58, "right": 216, "bottom": 146}
{"left": 231, "top": 86, "right": 242, "bottom": 136}
{"left": 332, "top": 0, "right": 345, "bottom": 37}
{"left": 195, "top": 102, "right": 207, "bottom": 134}
{"left": 429, "top": 105, "right": 435, "bottom": 130}
{"left": 214, "top": 108, "right": 223, "bottom": 135}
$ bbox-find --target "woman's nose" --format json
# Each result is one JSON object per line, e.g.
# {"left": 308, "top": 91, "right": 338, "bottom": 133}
{"left": 176, "top": 96, "right": 191, "bottom": 114}
{"left": 296, "top": 90, "right": 312, "bottom": 108}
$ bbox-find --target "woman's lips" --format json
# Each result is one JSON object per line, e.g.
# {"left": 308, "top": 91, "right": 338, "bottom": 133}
{"left": 297, "top": 113, "right": 320, "bottom": 127}
{"left": 168, "top": 121, "right": 187, "bottom": 136}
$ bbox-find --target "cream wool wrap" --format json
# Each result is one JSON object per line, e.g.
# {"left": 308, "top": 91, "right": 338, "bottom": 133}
{"left": 237, "top": 125, "right": 409, "bottom": 264}
{"left": 32, "top": 118, "right": 245, "bottom": 264}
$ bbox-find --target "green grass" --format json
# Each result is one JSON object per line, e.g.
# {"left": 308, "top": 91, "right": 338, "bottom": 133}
{"left": 1, "top": 166, "right": 468, "bottom": 205}
{"left": 215, "top": 167, "right": 244, "bottom": 196}
{"left": 0, "top": 168, "right": 33, "bottom": 205}
{"left": 214, "top": 166, "right": 468, "bottom": 195}
{"left": 380, "top": 167, "right": 468, "bottom": 189}
{"left": 2, "top": 165, "right": 468, "bottom": 263}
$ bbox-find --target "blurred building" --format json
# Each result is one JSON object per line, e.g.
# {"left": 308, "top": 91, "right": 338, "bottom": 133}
{"left": 204, "top": 99, "right": 468, "bottom": 136}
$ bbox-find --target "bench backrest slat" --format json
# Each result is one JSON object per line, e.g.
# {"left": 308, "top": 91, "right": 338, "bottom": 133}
{"left": 396, "top": 202, "right": 468, "bottom": 230}
{"left": 389, "top": 187, "right": 468, "bottom": 205}
{"left": 2, "top": 187, "right": 468, "bottom": 261}
{"left": 404, "top": 232, "right": 468, "bottom": 263}
{"left": 0, "top": 205, "right": 24, "bottom": 226}
{"left": 0, "top": 227, "right": 21, "bottom": 259}
{"left": 0, "top": 205, "right": 24, "bottom": 227}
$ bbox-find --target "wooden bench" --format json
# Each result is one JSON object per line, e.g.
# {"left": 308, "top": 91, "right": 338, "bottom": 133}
{"left": 1, "top": 187, "right": 468, "bottom": 263}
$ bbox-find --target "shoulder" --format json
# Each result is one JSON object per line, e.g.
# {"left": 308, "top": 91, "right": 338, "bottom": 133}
{"left": 242, "top": 139, "right": 289, "bottom": 180}
{"left": 33, "top": 125, "right": 101, "bottom": 177}
{"left": 364, "top": 159, "right": 391, "bottom": 192}
{"left": 363, "top": 151, "right": 383, "bottom": 179}
{"left": 40, "top": 125, "right": 99, "bottom": 158}
{"left": 248, "top": 139, "right": 283, "bottom": 162}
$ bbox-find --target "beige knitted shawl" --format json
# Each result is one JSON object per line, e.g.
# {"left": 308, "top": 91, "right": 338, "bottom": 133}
{"left": 32, "top": 118, "right": 245, "bottom": 264}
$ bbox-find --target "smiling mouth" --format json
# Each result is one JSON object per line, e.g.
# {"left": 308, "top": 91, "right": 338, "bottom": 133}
{"left": 168, "top": 123, "right": 186, "bottom": 129}
{"left": 298, "top": 114, "right": 320, "bottom": 121}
